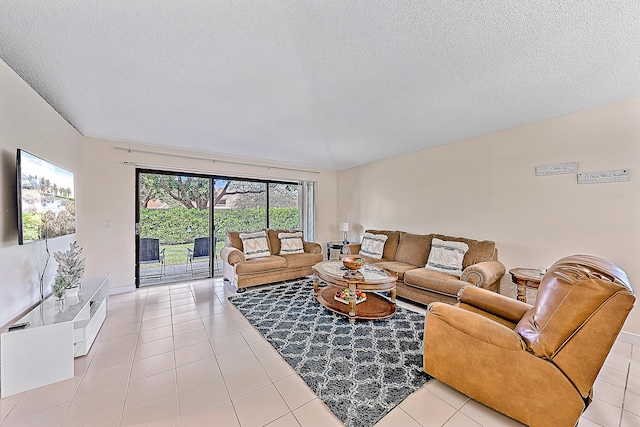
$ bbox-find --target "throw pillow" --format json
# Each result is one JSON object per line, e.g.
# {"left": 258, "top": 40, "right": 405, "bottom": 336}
{"left": 239, "top": 230, "right": 271, "bottom": 259}
{"left": 278, "top": 231, "right": 304, "bottom": 255}
{"left": 359, "top": 232, "right": 389, "bottom": 259}
{"left": 425, "top": 238, "right": 469, "bottom": 277}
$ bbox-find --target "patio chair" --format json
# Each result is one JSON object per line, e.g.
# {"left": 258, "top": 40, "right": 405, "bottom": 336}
{"left": 139, "top": 238, "right": 165, "bottom": 276}
{"left": 187, "top": 236, "right": 216, "bottom": 276}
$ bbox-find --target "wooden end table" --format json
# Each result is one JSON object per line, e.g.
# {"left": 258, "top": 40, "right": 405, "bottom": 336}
{"left": 509, "top": 268, "right": 544, "bottom": 303}
{"left": 312, "top": 261, "right": 397, "bottom": 323}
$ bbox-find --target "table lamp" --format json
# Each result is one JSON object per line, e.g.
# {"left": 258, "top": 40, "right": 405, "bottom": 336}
{"left": 339, "top": 222, "right": 352, "bottom": 245}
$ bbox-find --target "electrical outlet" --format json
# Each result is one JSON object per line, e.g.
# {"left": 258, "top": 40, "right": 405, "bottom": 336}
{"left": 104, "top": 220, "right": 110, "bottom": 228}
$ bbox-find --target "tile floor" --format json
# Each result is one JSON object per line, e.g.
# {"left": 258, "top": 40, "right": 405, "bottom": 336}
{"left": 0, "top": 278, "right": 638, "bottom": 427}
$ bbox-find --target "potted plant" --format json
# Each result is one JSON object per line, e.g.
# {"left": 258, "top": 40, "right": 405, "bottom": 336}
{"left": 52, "top": 275, "right": 69, "bottom": 309}
{"left": 53, "top": 241, "right": 86, "bottom": 291}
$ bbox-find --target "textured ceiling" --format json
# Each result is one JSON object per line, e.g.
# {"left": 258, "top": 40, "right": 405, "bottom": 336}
{"left": 1, "top": 1, "right": 639, "bottom": 171}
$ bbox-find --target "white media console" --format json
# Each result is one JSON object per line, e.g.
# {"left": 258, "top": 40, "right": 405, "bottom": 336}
{"left": 1, "top": 276, "right": 108, "bottom": 397}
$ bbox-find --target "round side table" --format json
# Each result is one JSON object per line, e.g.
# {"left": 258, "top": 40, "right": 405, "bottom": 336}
{"left": 509, "top": 268, "right": 544, "bottom": 303}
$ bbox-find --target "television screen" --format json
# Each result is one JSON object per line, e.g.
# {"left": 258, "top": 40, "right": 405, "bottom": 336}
{"left": 17, "top": 150, "right": 76, "bottom": 244}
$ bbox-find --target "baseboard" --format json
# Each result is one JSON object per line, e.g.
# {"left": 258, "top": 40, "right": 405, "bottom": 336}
{"left": 618, "top": 331, "right": 640, "bottom": 346}
{"left": 109, "top": 285, "right": 136, "bottom": 295}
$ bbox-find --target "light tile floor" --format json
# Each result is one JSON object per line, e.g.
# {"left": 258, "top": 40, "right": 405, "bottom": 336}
{"left": 1, "top": 278, "right": 638, "bottom": 427}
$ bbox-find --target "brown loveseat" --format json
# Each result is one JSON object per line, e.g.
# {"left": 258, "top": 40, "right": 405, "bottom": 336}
{"left": 342, "top": 229, "right": 505, "bottom": 306}
{"left": 221, "top": 229, "right": 323, "bottom": 292}
{"left": 423, "top": 255, "right": 636, "bottom": 427}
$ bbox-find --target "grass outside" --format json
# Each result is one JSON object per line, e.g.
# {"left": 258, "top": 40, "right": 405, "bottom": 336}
{"left": 140, "top": 241, "right": 224, "bottom": 268}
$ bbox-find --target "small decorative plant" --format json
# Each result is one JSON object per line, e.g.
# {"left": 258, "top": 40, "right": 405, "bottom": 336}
{"left": 52, "top": 275, "right": 69, "bottom": 300}
{"left": 53, "top": 241, "right": 86, "bottom": 288}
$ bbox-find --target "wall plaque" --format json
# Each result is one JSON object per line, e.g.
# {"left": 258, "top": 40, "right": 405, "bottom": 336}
{"left": 535, "top": 162, "right": 578, "bottom": 176}
{"left": 577, "top": 169, "right": 630, "bottom": 184}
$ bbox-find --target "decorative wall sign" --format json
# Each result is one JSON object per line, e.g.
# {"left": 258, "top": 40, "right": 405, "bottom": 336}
{"left": 578, "top": 169, "right": 630, "bottom": 184}
{"left": 535, "top": 162, "right": 578, "bottom": 176}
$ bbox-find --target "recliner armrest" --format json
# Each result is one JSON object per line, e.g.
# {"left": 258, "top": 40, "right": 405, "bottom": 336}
{"left": 221, "top": 246, "right": 245, "bottom": 265}
{"left": 427, "top": 302, "right": 525, "bottom": 351}
{"left": 303, "top": 242, "right": 322, "bottom": 254}
{"left": 341, "top": 243, "right": 361, "bottom": 256}
{"left": 461, "top": 260, "right": 506, "bottom": 287}
{"left": 458, "top": 286, "right": 531, "bottom": 324}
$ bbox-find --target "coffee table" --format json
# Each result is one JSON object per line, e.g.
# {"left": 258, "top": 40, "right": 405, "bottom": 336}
{"left": 312, "top": 261, "right": 398, "bottom": 323}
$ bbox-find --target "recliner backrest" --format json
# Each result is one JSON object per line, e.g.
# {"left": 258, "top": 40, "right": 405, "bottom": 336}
{"left": 515, "top": 255, "right": 634, "bottom": 398}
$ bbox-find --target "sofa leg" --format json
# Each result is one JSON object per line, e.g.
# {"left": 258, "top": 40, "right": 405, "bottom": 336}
{"left": 236, "top": 287, "right": 246, "bottom": 293}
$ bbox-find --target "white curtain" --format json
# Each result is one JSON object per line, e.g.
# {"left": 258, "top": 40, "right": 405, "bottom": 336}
{"left": 300, "top": 180, "right": 316, "bottom": 242}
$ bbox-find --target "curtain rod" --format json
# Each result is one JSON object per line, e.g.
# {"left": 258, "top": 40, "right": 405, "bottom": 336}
{"left": 122, "top": 162, "right": 317, "bottom": 185}
{"left": 114, "top": 146, "right": 320, "bottom": 175}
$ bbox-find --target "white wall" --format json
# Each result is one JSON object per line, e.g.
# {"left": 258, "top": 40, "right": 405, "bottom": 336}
{"left": 337, "top": 98, "right": 640, "bottom": 337}
{"left": 80, "top": 138, "right": 338, "bottom": 292}
{"left": 0, "top": 59, "right": 83, "bottom": 329}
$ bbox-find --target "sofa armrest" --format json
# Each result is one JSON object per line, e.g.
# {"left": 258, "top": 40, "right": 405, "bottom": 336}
{"left": 457, "top": 286, "right": 532, "bottom": 324}
{"left": 427, "top": 302, "right": 525, "bottom": 351}
{"left": 461, "top": 260, "right": 506, "bottom": 287}
{"left": 303, "top": 242, "right": 322, "bottom": 254}
{"left": 341, "top": 243, "right": 361, "bottom": 256}
{"left": 221, "top": 246, "right": 245, "bottom": 266}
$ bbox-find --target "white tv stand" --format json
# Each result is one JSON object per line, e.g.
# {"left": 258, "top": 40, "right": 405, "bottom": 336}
{"left": 1, "top": 277, "right": 108, "bottom": 397}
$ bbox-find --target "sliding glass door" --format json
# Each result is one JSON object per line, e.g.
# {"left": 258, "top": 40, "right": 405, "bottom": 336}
{"left": 136, "top": 170, "right": 308, "bottom": 287}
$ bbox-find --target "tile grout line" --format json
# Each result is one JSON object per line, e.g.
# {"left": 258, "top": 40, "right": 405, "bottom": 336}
{"left": 619, "top": 345, "right": 636, "bottom": 427}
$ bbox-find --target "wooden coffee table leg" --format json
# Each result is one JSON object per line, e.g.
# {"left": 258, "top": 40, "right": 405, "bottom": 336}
{"left": 348, "top": 282, "right": 356, "bottom": 323}
{"left": 390, "top": 288, "right": 396, "bottom": 304}
{"left": 313, "top": 274, "right": 319, "bottom": 295}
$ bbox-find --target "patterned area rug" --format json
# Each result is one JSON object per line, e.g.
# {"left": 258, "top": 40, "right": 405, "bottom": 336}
{"left": 228, "top": 278, "right": 430, "bottom": 427}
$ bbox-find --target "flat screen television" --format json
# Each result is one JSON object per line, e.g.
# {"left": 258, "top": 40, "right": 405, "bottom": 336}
{"left": 17, "top": 149, "right": 76, "bottom": 244}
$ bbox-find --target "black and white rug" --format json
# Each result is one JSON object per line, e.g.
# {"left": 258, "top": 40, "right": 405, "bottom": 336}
{"left": 228, "top": 278, "right": 430, "bottom": 427}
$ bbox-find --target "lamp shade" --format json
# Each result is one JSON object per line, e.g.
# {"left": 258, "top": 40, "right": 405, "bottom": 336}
{"left": 339, "top": 222, "right": 351, "bottom": 232}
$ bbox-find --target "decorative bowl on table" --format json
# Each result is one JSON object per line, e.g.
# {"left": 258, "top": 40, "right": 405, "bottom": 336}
{"left": 342, "top": 256, "right": 365, "bottom": 270}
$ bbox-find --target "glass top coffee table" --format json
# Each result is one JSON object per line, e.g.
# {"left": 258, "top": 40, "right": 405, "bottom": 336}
{"left": 312, "top": 261, "right": 398, "bottom": 323}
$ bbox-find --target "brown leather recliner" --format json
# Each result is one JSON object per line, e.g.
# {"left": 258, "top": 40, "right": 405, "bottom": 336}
{"left": 423, "top": 255, "right": 636, "bottom": 427}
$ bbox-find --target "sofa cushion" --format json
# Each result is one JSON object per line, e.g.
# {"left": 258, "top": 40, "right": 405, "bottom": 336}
{"left": 239, "top": 230, "right": 271, "bottom": 259}
{"left": 375, "top": 261, "right": 419, "bottom": 281}
{"left": 280, "top": 252, "right": 323, "bottom": 269}
{"left": 278, "top": 231, "right": 304, "bottom": 254}
{"left": 364, "top": 230, "right": 400, "bottom": 260}
{"left": 359, "top": 232, "right": 388, "bottom": 259}
{"left": 394, "top": 232, "right": 433, "bottom": 267}
{"left": 225, "top": 231, "right": 244, "bottom": 251}
{"left": 404, "top": 268, "right": 467, "bottom": 297}
{"left": 425, "top": 238, "right": 469, "bottom": 277}
{"left": 433, "top": 234, "right": 495, "bottom": 269}
{"left": 235, "top": 255, "right": 287, "bottom": 274}
{"left": 266, "top": 229, "right": 296, "bottom": 254}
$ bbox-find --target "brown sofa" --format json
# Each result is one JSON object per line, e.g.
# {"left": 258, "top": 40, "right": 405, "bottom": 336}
{"left": 221, "top": 229, "right": 323, "bottom": 291}
{"left": 423, "top": 255, "right": 636, "bottom": 427}
{"left": 342, "top": 229, "right": 505, "bottom": 306}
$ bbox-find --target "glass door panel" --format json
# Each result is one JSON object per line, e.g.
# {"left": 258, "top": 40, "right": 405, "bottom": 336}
{"left": 137, "top": 172, "right": 212, "bottom": 287}
{"left": 213, "top": 179, "right": 267, "bottom": 240}
{"left": 268, "top": 183, "right": 300, "bottom": 229}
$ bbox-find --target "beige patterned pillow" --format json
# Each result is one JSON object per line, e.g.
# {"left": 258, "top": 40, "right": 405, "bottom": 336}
{"left": 239, "top": 230, "right": 271, "bottom": 259}
{"left": 278, "top": 231, "right": 304, "bottom": 254}
{"left": 359, "top": 232, "right": 388, "bottom": 259}
{"left": 425, "top": 238, "right": 469, "bottom": 277}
